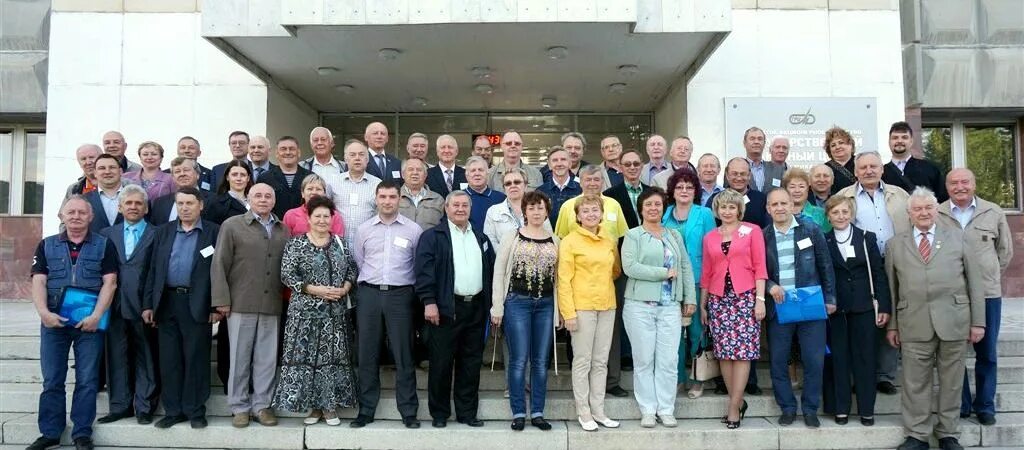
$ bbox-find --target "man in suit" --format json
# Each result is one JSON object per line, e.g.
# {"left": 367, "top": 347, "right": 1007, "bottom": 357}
{"left": 426, "top": 134, "right": 466, "bottom": 198}
{"left": 537, "top": 146, "right": 582, "bottom": 228}
{"left": 602, "top": 149, "right": 650, "bottom": 396}
{"left": 261, "top": 136, "right": 312, "bottom": 219}
{"left": 211, "top": 131, "right": 250, "bottom": 186}
{"left": 246, "top": 135, "right": 278, "bottom": 182}
{"left": 97, "top": 185, "right": 159, "bottom": 426}
{"left": 834, "top": 151, "right": 911, "bottom": 395}
{"left": 597, "top": 135, "right": 625, "bottom": 190}
{"left": 762, "top": 188, "right": 836, "bottom": 428}
{"left": 102, "top": 130, "right": 142, "bottom": 173}
{"left": 149, "top": 157, "right": 208, "bottom": 226}
{"left": 84, "top": 154, "right": 125, "bottom": 233}
{"left": 743, "top": 127, "right": 786, "bottom": 192}
{"left": 173, "top": 136, "right": 215, "bottom": 192}
{"left": 696, "top": 153, "right": 724, "bottom": 206}
{"left": 651, "top": 136, "right": 697, "bottom": 190}
{"left": 768, "top": 136, "right": 791, "bottom": 171}
{"left": 541, "top": 132, "right": 591, "bottom": 183}
{"left": 883, "top": 121, "right": 948, "bottom": 203}
{"left": 487, "top": 130, "right": 543, "bottom": 192}
{"left": 142, "top": 187, "right": 220, "bottom": 429}
{"left": 938, "top": 169, "right": 1014, "bottom": 426}
{"left": 414, "top": 191, "right": 496, "bottom": 428}
{"left": 886, "top": 187, "right": 986, "bottom": 450}
{"left": 365, "top": 121, "right": 403, "bottom": 182}
{"left": 65, "top": 144, "right": 102, "bottom": 200}
{"left": 639, "top": 134, "right": 669, "bottom": 185}
{"left": 300, "top": 126, "right": 348, "bottom": 176}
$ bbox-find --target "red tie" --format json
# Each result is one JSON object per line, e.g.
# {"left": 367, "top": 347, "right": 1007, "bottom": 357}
{"left": 918, "top": 231, "right": 931, "bottom": 263}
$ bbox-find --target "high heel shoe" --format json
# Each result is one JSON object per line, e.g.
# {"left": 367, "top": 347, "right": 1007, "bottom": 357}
{"left": 723, "top": 401, "right": 748, "bottom": 426}
{"left": 740, "top": 400, "right": 748, "bottom": 419}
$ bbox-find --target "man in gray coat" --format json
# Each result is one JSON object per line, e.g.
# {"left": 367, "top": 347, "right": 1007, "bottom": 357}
{"left": 885, "top": 187, "right": 986, "bottom": 450}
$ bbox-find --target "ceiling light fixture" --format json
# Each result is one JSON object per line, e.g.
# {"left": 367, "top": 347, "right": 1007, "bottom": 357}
{"left": 378, "top": 48, "right": 402, "bottom": 61}
{"left": 541, "top": 96, "right": 557, "bottom": 108}
{"left": 608, "top": 83, "right": 627, "bottom": 94}
{"left": 471, "top": 66, "right": 493, "bottom": 79}
{"left": 334, "top": 84, "right": 355, "bottom": 94}
{"left": 412, "top": 97, "right": 429, "bottom": 107}
{"left": 617, "top": 64, "right": 639, "bottom": 77}
{"left": 316, "top": 66, "right": 340, "bottom": 76}
{"left": 474, "top": 83, "right": 495, "bottom": 94}
{"left": 545, "top": 46, "right": 569, "bottom": 60}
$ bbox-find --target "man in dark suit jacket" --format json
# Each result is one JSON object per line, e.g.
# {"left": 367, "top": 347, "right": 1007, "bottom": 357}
{"left": 414, "top": 191, "right": 495, "bottom": 428}
{"left": 97, "top": 185, "right": 159, "bottom": 425}
{"left": 883, "top": 121, "right": 948, "bottom": 203}
{"left": 84, "top": 154, "right": 125, "bottom": 234}
{"left": 142, "top": 187, "right": 220, "bottom": 430}
{"left": 210, "top": 131, "right": 251, "bottom": 187}
{"left": 365, "top": 121, "right": 404, "bottom": 183}
{"left": 707, "top": 157, "right": 771, "bottom": 228}
{"left": 149, "top": 157, "right": 209, "bottom": 226}
{"left": 425, "top": 135, "right": 467, "bottom": 198}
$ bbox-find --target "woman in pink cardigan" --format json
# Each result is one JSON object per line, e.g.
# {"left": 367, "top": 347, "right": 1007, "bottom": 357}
{"left": 700, "top": 189, "right": 768, "bottom": 429}
{"left": 282, "top": 174, "right": 345, "bottom": 237}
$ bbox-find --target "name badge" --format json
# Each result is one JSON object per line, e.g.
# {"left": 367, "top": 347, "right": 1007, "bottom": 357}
{"left": 797, "top": 238, "right": 813, "bottom": 250}
{"left": 391, "top": 170, "right": 401, "bottom": 179}
{"left": 200, "top": 245, "right": 215, "bottom": 258}
{"left": 483, "top": 241, "right": 490, "bottom": 252}
{"left": 349, "top": 193, "right": 359, "bottom": 205}
{"left": 743, "top": 195, "right": 750, "bottom": 205}
{"left": 459, "top": 182, "right": 468, "bottom": 190}
{"left": 843, "top": 244, "right": 856, "bottom": 260}
{"left": 606, "top": 212, "right": 617, "bottom": 222}
{"left": 738, "top": 225, "right": 753, "bottom": 236}
{"left": 771, "top": 178, "right": 781, "bottom": 187}
{"left": 393, "top": 237, "right": 409, "bottom": 248}
{"left": 200, "top": 181, "right": 211, "bottom": 191}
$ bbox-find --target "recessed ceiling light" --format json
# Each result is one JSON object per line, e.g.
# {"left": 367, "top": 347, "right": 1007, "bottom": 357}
{"left": 474, "top": 83, "right": 494, "bottom": 94}
{"left": 412, "top": 97, "right": 429, "bottom": 107}
{"left": 334, "top": 84, "right": 355, "bottom": 94}
{"left": 316, "top": 66, "right": 340, "bottom": 76}
{"left": 609, "top": 83, "right": 627, "bottom": 94}
{"left": 617, "top": 64, "right": 639, "bottom": 77}
{"left": 541, "top": 96, "right": 557, "bottom": 108}
{"left": 545, "top": 46, "right": 568, "bottom": 60}
{"left": 378, "top": 48, "right": 401, "bottom": 61}
{"left": 471, "top": 66, "right": 492, "bottom": 79}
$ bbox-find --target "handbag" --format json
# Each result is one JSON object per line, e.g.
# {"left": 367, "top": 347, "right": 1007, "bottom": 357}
{"left": 862, "top": 231, "right": 880, "bottom": 324}
{"left": 57, "top": 286, "right": 110, "bottom": 331}
{"left": 776, "top": 285, "right": 827, "bottom": 324}
{"left": 691, "top": 331, "right": 720, "bottom": 381}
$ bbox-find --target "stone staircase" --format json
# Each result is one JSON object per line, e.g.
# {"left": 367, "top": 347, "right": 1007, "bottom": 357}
{"left": 1, "top": 301, "right": 1022, "bottom": 449}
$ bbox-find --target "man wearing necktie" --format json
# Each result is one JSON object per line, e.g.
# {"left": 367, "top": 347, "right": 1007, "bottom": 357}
{"left": 364, "top": 121, "right": 404, "bottom": 183}
{"left": 426, "top": 135, "right": 467, "bottom": 198}
{"left": 884, "top": 187, "right": 986, "bottom": 450}
{"left": 99, "top": 184, "right": 160, "bottom": 425}
{"left": 246, "top": 136, "right": 277, "bottom": 182}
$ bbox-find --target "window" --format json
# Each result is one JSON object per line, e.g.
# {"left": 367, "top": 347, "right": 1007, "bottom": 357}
{"left": 922, "top": 120, "right": 1020, "bottom": 210}
{"left": 0, "top": 125, "right": 45, "bottom": 215}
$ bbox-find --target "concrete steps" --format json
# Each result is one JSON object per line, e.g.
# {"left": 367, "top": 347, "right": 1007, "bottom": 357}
{"left": 1, "top": 413, "right": 1022, "bottom": 449}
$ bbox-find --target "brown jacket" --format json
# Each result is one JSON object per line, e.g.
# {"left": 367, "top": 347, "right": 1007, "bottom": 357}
{"left": 937, "top": 197, "right": 1014, "bottom": 298}
{"left": 211, "top": 210, "right": 290, "bottom": 314}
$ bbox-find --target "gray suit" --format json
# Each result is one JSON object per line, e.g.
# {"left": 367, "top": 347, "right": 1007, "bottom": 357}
{"left": 748, "top": 160, "right": 786, "bottom": 192}
{"left": 884, "top": 223, "right": 986, "bottom": 442}
{"left": 100, "top": 221, "right": 159, "bottom": 415}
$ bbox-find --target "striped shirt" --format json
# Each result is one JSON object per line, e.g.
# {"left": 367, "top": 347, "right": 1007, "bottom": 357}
{"left": 773, "top": 216, "right": 800, "bottom": 291}
{"left": 325, "top": 171, "right": 381, "bottom": 246}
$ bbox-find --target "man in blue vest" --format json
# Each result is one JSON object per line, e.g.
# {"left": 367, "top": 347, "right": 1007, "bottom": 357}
{"left": 27, "top": 195, "right": 119, "bottom": 450}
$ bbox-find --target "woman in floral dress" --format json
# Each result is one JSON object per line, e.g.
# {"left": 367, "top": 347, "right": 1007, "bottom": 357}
{"left": 272, "top": 196, "right": 358, "bottom": 426}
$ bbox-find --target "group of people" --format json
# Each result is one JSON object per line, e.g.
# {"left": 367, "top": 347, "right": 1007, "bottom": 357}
{"left": 28, "top": 121, "right": 1012, "bottom": 450}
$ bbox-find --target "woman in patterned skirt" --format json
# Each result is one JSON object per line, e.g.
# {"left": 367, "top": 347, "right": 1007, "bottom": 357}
{"left": 700, "top": 189, "right": 768, "bottom": 429}
{"left": 272, "top": 195, "right": 358, "bottom": 426}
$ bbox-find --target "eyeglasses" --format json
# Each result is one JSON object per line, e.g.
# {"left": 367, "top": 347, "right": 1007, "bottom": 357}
{"left": 621, "top": 161, "right": 642, "bottom": 168}
{"left": 675, "top": 184, "right": 696, "bottom": 191}
{"left": 503, "top": 180, "right": 524, "bottom": 187}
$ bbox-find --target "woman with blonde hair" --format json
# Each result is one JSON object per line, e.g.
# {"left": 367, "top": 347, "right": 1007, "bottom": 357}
{"left": 282, "top": 174, "right": 345, "bottom": 237}
{"left": 123, "top": 141, "right": 174, "bottom": 200}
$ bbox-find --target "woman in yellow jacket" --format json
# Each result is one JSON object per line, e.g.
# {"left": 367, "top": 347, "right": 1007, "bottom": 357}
{"left": 558, "top": 194, "right": 621, "bottom": 432}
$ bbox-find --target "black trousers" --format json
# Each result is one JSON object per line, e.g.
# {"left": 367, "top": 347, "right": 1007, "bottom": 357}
{"left": 106, "top": 311, "right": 159, "bottom": 415}
{"left": 424, "top": 295, "right": 485, "bottom": 421}
{"left": 216, "top": 320, "right": 229, "bottom": 392}
{"left": 356, "top": 284, "right": 418, "bottom": 418}
{"left": 822, "top": 310, "right": 878, "bottom": 416}
{"left": 157, "top": 290, "right": 211, "bottom": 419}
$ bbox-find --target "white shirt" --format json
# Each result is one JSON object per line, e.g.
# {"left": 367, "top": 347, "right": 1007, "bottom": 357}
{"left": 950, "top": 198, "right": 977, "bottom": 229}
{"left": 98, "top": 187, "right": 121, "bottom": 225}
{"left": 913, "top": 224, "right": 936, "bottom": 248}
{"left": 854, "top": 183, "right": 895, "bottom": 255}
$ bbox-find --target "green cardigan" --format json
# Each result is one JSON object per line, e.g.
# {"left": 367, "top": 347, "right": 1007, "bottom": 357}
{"left": 620, "top": 226, "right": 697, "bottom": 305}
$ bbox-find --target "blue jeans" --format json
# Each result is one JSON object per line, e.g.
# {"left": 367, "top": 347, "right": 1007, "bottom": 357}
{"left": 503, "top": 292, "right": 554, "bottom": 418}
{"left": 962, "top": 297, "right": 1001, "bottom": 416}
{"left": 622, "top": 301, "right": 681, "bottom": 415}
{"left": 38, "top": 325, "right": 104, "bottom": 439}
{"left": 767, "top": 316, "right": 826, "bottom": 415}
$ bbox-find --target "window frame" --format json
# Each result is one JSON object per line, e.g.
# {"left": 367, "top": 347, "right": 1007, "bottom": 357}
{"left": 921, "top": 118, "right": 1022, "bottom": 213}
{"left": 0, "top": 124, "right": 46, "bottom": 217}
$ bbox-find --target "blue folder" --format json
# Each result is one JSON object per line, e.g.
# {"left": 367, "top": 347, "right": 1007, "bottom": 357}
{"left": 777, "top": 285, "right": 827, "bottom": 324}
{"left": 58, "top": 287, "right": 110, "bottom": 331}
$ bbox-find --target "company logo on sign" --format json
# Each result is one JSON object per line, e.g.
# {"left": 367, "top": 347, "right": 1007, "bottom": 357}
{"left": 788, "top": 108, "right": 816, "bottom": 125}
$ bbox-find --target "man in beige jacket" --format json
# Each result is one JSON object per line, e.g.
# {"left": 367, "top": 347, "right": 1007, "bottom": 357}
{"left": 885, "top": 187, "right": 986, "bottom": 450}
{"left": 937, "top": 168, "right": 1014, "bottom": 426}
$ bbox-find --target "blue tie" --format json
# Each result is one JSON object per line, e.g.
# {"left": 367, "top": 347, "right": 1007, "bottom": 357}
{"left": 125, "top": 226, "right": 139, "bottom": 258}
{"left": 376, "top": 155, "right": 387, "bottom": 177}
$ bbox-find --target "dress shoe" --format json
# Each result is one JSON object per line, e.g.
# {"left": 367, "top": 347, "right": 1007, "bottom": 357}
{"left": 458, "top": 418, "right": 485, "bottom": 427}
{"left": 834, "top": 415, "right": 848, "bottom": 425}
{"left": 232, "top": 412, "right": 250, "bottom": 428}
{"left": 349, "top": 415, "right": 374, "bottom": 428}
{"left": 860, "top": 416, "right": 875, "bottom": 426}
{"left": 745, "top": 384, "right": 763, "bottom": 395}
{"left": 960, "top": 411, "right": 971, "bottom": 418}
{"left": 432, "top": 418, "right": 447, "bottom": 428}
{"left": 190, "top": 417, "right": 208, "bottom": 429}
{"left": 154, "top": 415, "right": 187, "bottom": 429}
{"left": 876, "top": 381, "right": 898, "bottom": 395}
{"left": 977, "top": 413, "right": 996, "bottom": 425}
{"left": 804, "top": 414, "right": 821, "bottom": 428}
{"left": 304, "top": 409, "right": 323, "bottom": 425}
{"left": 256, "top": 409, "right": 278, "bottom": 426}
{"left": 402, "top": 416, "right": 421, "bottom": 429}
{"left": 531, "top": 417, "right": 552, "bottom": 431}
{"left": 511, "top": 418, "right": 525, "bottom": 431}
{"left": 136, "top": 412, "right": 153, "bottom": 425}
{"left": 98, "top": 410, "right": 133, "bottom": 424}
{"left": 24, "top": 436, "right": 60, "bottom": 450}
{"left": 73, "top": 436, "right": 94, "bottom": 450}
{"left": 606, "top": 386, "right": 629, "bottom": 397}
{"left": 323, "top": 410, "right": 341, "bottom": 426}
{"left": 938, "top": 437, "right": 964, "bottom": 450}
{"left": 593, "top": 416, "right": 620, "bottom": 428}
{"left": 778, "top": 413, "right": 796, "bottom": 426}
{"left": 896, "top": 437, "right": 929, "bottom": 450}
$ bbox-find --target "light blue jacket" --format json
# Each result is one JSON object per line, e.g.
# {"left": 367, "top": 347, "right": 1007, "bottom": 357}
{"left": 662, "top": 204, "right": 716, "bottom": 288}
{"left": 621, "top": 226, "right": 697, "bottom": 305}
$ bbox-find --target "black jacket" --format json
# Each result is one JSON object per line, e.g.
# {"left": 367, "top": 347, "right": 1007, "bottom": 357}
{"left": 762, "top": 216, "right": 837, "bottom": 319}
{"left": 202, "top": 192, "right": 248, "bottom": 225}
{"left": 706, "top": 188, "right": 770, "bottom": 228}
{"left": 366, "top": 151, "right": 404, "bottom": 183}
{"left": 827, "top": 159, "right": 857, "bottom": 196}
{"left": 260, "top": 165, "right": 312, "bottom": 219}
{"left": 425, "top": 164, "right": 467, "bottom": 199}
{"left": 100, "top": 221, "right": 157, "bottom": 319}
{"left": 603, "top": 181, "right": 651, "bottom": 230}
{"left": 144, "top": 220, "right": 219, "bottom": 323}
{"left": 147, "top": 189, "right": 210, "bottom": 226}
{"left": 882, "top": 158, "right": 947, "bottom": 203}
{"left": 414, "top": 222, "right": 495, "bottom": 318}
{"left": 825, "top": 226, "right": 892, "bottom": 314}
{"left": 84, "top": 190, "right": 123, "bottom": 234}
